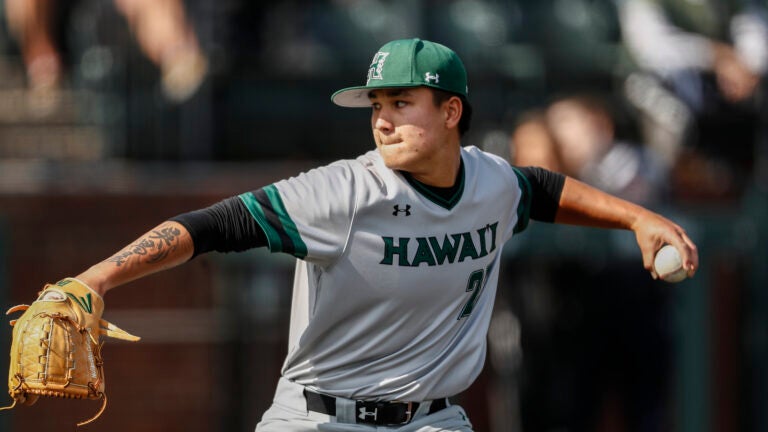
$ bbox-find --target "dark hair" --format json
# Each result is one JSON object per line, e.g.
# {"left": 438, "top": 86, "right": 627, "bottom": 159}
{"left": 432, "top": 88, "right": 472, "bottom": 137}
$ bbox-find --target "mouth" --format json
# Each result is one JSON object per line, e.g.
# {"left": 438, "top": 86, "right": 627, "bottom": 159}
{"left": 377, "top": 135, "right": 402, "bottom": 146}
{"left": 374, "top": 130, "right": 401, "bottom": 146}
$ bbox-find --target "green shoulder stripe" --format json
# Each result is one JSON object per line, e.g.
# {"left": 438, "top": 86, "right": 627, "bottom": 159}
{"left": 239, "top": 186, "right": 308, "bottom": 258}
{"left": 511, "top": 167, "right": 532, "bottom": 234}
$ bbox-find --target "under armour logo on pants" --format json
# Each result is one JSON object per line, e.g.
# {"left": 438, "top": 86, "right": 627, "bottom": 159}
{"left": 359, "top": 407, "right": 378, "bottom": 421}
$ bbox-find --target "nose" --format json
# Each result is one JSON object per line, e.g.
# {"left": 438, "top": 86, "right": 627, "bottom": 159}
{"left": 373, "top": 111, "right": 393, "bottom": 133}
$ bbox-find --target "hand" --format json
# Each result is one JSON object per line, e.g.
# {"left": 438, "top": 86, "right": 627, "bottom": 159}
{"left": 631, "top": 209, "right": 699, "bottom": 279}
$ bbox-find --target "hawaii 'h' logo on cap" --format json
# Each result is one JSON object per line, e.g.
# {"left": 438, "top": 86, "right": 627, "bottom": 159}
{"left": 366, "top": 51, "right": 389, "bottom": 84}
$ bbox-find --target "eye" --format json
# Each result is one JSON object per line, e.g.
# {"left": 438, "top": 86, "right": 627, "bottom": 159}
{"left": 371, "top": 102, "right": 381, "bottom": 110}
{"left": 395, "top": 100, "right": 407, "bottom": 108}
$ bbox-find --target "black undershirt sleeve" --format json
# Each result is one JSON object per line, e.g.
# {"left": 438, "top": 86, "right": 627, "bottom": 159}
{"left": 515, "top": 166, "right": 566, "bottom": 223}
{"left": 169, "top": 196, "right": 267, "bottom": 258}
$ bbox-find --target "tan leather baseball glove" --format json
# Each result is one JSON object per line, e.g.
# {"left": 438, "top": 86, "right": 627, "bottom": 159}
{"left": 0, "top": 278, "right": 139, "bottom": 426}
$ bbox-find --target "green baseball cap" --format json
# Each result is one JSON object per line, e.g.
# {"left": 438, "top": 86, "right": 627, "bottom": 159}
{"left": 331, "top": 38, "right": 468, "bottom": 108}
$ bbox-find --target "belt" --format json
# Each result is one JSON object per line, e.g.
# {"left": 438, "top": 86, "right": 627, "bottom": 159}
{"left": 303, "top": 389, "right": 449, "bottom": 426}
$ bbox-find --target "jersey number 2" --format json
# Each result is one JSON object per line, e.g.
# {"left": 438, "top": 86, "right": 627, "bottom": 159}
{"left": 458, "top": 263, "right": 493, "bottom": 320}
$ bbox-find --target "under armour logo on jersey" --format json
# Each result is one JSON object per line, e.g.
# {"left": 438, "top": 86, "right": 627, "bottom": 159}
{"left": 425, "top": 72, "right": 439, "bottom": 83}
{"left": 393, "top": 204, "right": 411, "bottom": 216}
{"left": 358, "top": 407, "right": 378, "bottom": 421}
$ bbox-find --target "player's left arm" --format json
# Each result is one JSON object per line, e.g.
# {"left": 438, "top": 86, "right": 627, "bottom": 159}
{"left": 554, "top": 176, "right": 698, "bottom": 279}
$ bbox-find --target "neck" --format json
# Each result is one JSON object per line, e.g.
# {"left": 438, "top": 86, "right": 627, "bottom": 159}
{"left": 408, "top": 148, "right": 462, "bottom": 187}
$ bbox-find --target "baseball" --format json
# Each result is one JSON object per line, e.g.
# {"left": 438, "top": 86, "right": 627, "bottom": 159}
{"left": 654, "top": 244, "right": 688, "bottom": 283}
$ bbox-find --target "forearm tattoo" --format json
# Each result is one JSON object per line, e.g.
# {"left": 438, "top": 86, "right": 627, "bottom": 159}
{"left": 107, "top": 224, "right": 182, "bottom": 267}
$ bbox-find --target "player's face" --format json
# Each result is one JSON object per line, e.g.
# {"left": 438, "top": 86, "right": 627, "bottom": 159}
{"left": 369, "top": 87, "right": 458, "bottom": 184}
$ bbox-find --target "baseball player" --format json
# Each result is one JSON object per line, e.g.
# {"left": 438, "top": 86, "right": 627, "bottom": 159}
{"left": 47, "top": 38, "right": 696, "bottom": 431}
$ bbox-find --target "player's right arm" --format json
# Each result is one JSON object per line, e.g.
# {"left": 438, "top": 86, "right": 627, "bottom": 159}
{"left": 77, "top": 195, "right": 269, "bottom": 296}
{"left": 515, "top": 166, "right": 698, "bottom": 279}
{"left": 554, "top": 176, "right": 698, "bottom": 279}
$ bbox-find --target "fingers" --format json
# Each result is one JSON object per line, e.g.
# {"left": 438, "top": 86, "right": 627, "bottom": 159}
{"left": 660, "top": 225, "right": 699, "bottom": 278}
{"left": 670, "top": 228, "right": 697, "bottom": 271}
{"left": 679, "top": 231, "right": 699, "bottom": 277}
{"left": 641, "top": 246, "right": 658, "bottom": 280}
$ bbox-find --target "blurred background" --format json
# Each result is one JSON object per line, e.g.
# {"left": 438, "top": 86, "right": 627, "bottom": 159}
{"left": 0, "top": 0, "right": 766, "bottom": 431}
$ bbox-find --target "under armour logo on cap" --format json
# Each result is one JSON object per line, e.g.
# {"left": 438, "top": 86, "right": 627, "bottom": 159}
{"left": 425, "top": 72, "right": 439, "bottom": 83}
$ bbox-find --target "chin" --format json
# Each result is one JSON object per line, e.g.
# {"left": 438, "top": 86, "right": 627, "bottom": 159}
{"left": 380, "top": 158, "right": 410, "bottom": 173}
{"left": 379, "top": 143, "right": 422, "bottom": 169}
{"left": 380, "top": 157, "right": 404, "bottom": 171}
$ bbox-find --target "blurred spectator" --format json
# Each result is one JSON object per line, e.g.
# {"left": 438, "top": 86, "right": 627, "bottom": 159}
{"left": 508, "top": 95, "right": 673, "bottom": 432}
{"left": 617, "top": 0, "right": 768, "bottom": 200}
{"left": 545, "top": 94, "right": 667, "bottom": 206}
{"left": 512, "top": 94, "right": 667, "bottom": 206}
{"left": 3, "top": 0, "right": 208, "bottom": 104}
{"left": 3, "top": 0, "right": 61, "bottom": 93}
{"left": 510, "top": 109, "right": 563, "bottom": 172}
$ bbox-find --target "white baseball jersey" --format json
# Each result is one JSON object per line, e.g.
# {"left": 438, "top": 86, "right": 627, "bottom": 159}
{"left": 239, "top": 145, "right": 531, "bottom": 402}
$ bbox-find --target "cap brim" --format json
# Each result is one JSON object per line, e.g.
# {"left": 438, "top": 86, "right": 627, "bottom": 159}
{"left": 331, "top": 86, "right": 372, "bottom": 108}
{"left": 331, "top": 83, "right": 429, "bottom": 108}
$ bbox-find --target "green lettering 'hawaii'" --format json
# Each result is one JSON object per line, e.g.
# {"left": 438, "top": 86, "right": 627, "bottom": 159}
{"left": 66, "top": 293, "right": 93, "bottom": 314}
{"left": 379, "top": 222, "right": 500, "bottom": 267}
{"left": 458, "top": 232, "right": 479, "bottom": 262}
{"left": 488, "top": 222, "right": 498, "bottom": 252}
{"left": 429, "top": 234, "right": 462, "bottom": 265}
{"left": 380, "top": 237, "right": 410, "bottom": 266}
{"left": 411, "top": 237, "right": 437, "bottom": 267}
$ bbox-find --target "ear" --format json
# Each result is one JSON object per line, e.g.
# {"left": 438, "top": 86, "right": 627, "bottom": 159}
{"left": 444, "top": 96, "right": 463, "bottom": 129}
